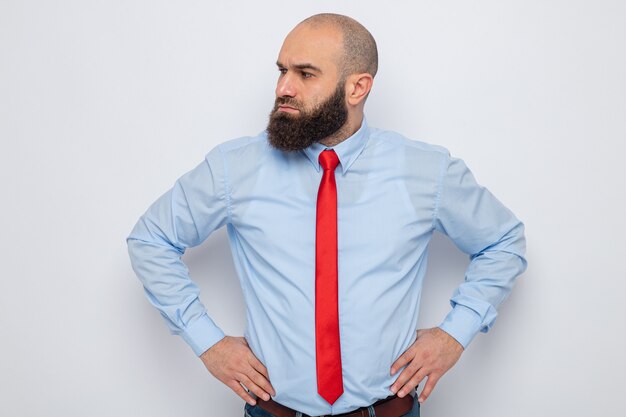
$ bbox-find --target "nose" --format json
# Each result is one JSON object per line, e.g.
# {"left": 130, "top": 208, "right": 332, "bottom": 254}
{"left": 276, "top": 72, "right": 296, "bottom": 98}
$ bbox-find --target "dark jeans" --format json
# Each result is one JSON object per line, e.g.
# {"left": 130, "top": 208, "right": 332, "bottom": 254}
{"left": 244, "top": 398, "right": 420, "bottom": 417}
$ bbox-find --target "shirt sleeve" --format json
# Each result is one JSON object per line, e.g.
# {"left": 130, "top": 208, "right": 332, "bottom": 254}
{"left": 433, "top": 154, "right": 527, "bottom": 348}
{"left": 126, "top": 147, "right": 230, "bottom": 356}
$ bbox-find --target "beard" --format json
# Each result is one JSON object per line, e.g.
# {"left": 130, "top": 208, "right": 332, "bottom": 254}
{"left": 266, "top": 82, "right": 348, "bottom": 152}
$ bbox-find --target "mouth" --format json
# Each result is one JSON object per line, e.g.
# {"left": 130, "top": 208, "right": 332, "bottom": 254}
{"left": 277, "top": 105, "right": 300, "bottom": 114}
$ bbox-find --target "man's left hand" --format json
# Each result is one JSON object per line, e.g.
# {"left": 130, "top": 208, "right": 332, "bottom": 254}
{"left": 390, "top": 327, "right": 464, "bottom": 403}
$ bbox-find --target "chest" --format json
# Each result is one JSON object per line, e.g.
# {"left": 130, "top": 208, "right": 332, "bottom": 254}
{"left": 228, "top": 160, "right": 436, "bottom": 256}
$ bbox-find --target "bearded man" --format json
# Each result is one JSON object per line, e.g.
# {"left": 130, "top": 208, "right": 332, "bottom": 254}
{"left": 127, "top": 13, "right": 527, "bottom": 417}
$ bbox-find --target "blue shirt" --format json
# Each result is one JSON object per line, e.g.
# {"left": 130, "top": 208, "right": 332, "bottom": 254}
{"left": 127, "top": 120, "right": 527, "bottom": 415}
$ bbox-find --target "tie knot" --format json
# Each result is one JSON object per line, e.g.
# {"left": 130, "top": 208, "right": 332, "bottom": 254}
{"left": 319, "top": 149, "right": 340, "bottom": 171}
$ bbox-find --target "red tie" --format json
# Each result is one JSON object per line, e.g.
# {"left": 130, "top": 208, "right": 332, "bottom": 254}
{"left": 315, "top": 149, "right": 343, "bottom": 405}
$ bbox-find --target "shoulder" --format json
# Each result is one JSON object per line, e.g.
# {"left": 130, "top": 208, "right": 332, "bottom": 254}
{"left": 211, "top": 131, "right": 269, "bottom": 155}
{"left": 368, "top": 127, "right": 448, "bottom": 154}
{"left": 366, "top": 127, "right": 451, "bottom": 164}
{"left": 202, "top": 131, "right": 272, "bottom": 164}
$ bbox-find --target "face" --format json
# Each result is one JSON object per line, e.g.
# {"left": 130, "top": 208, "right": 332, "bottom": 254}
{"left": 267, "top": 24, "right": 348, "bottom": 151}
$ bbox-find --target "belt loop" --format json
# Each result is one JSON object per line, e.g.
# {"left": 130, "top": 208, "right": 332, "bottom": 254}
{"left": 367, "top": 405, "right": 376, "bottom": 417}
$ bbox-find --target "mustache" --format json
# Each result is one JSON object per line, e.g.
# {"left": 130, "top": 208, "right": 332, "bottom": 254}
{"left": 274, "top": 97, "right": 302, "bottom": 110}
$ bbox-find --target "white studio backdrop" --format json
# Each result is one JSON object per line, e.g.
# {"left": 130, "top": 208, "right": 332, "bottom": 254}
{"left": 1, "top": 0, "right": 625, "bottom": 416}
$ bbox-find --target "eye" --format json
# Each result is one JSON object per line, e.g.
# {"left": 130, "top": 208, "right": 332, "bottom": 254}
{"left": 277, "top": 67, "right": 287, "bottom": 76}
{"left": 301, "top": 71, "right": 314, "bottom": 79}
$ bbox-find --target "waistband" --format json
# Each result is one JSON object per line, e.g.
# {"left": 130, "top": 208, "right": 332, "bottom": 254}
{"left": 256, "top": 394, "right": 414, "bottom": 417}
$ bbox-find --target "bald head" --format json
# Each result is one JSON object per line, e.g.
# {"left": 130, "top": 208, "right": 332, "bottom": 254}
{"left": 298, "top": 13, "right": 378, "bottom": 79}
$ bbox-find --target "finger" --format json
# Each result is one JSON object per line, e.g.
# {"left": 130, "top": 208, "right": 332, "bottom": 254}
{"left": 390, "top": 361, "right": 421, "bottom": 394}
{"left": 248, "top": 354, "right": 276, "bottom": 395}
{"left": 397, "top": 368, "right": 428, "bottom": 398}
{"left": 228, "top": 379, "right": 257, "bottom": 406}
{"left": 238, "top": 373, "right": 272, "bottom": 401}
{"left": 390, "top": 348, "right": 415, "bottom": 375}
{"left": 248, "top": 354, "right": 269, "bottom": 378}
{"left": 418, "top": 374, "right": 441, "bottom": 403}
{"left": 246, "top": 366, "right": 275, "bottom": 399}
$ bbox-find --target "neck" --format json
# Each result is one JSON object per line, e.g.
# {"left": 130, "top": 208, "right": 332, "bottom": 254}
{"left": 319, "top": 113, "right": 363, "bottom": 147}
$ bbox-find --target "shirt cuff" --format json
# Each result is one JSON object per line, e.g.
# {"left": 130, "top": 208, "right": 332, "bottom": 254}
{"left": 438, "top": 304, "right": 483, "bottom": 349}
{"left": 180, "top": 313, "right": 226, "bottom": 356}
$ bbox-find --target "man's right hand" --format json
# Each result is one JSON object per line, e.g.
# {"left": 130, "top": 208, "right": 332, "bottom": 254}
{"left": 200, "top": 336, "right": 276, "bottom": 406}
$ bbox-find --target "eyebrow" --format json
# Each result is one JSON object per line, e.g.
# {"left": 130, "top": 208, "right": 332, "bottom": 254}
{"left": 276, "top": 61, "right": 323, "bottom": 74}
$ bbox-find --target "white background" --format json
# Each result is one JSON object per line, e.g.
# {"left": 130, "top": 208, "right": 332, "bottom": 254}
{"left": 1, "top": 1, "right": 625, "bottom": 416}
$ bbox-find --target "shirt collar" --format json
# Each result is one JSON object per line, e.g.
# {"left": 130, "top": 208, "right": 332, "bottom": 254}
{"left": 302, "top": 118, "right": 370, "bottom": 175}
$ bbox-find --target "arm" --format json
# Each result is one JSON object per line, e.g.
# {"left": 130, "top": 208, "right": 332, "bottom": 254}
{"left": 391, "top": 154, "right": 527, "bottom": 403}
{"left": 126, "top": 148, "right": 274, "bottom": 404}
{"left": 126, "top": 150, "right": 229, "bottom": 355}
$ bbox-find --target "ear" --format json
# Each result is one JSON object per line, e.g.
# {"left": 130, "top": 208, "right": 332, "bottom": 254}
{"left": 345, "top": 73, "right": 374, "bottom": 106}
